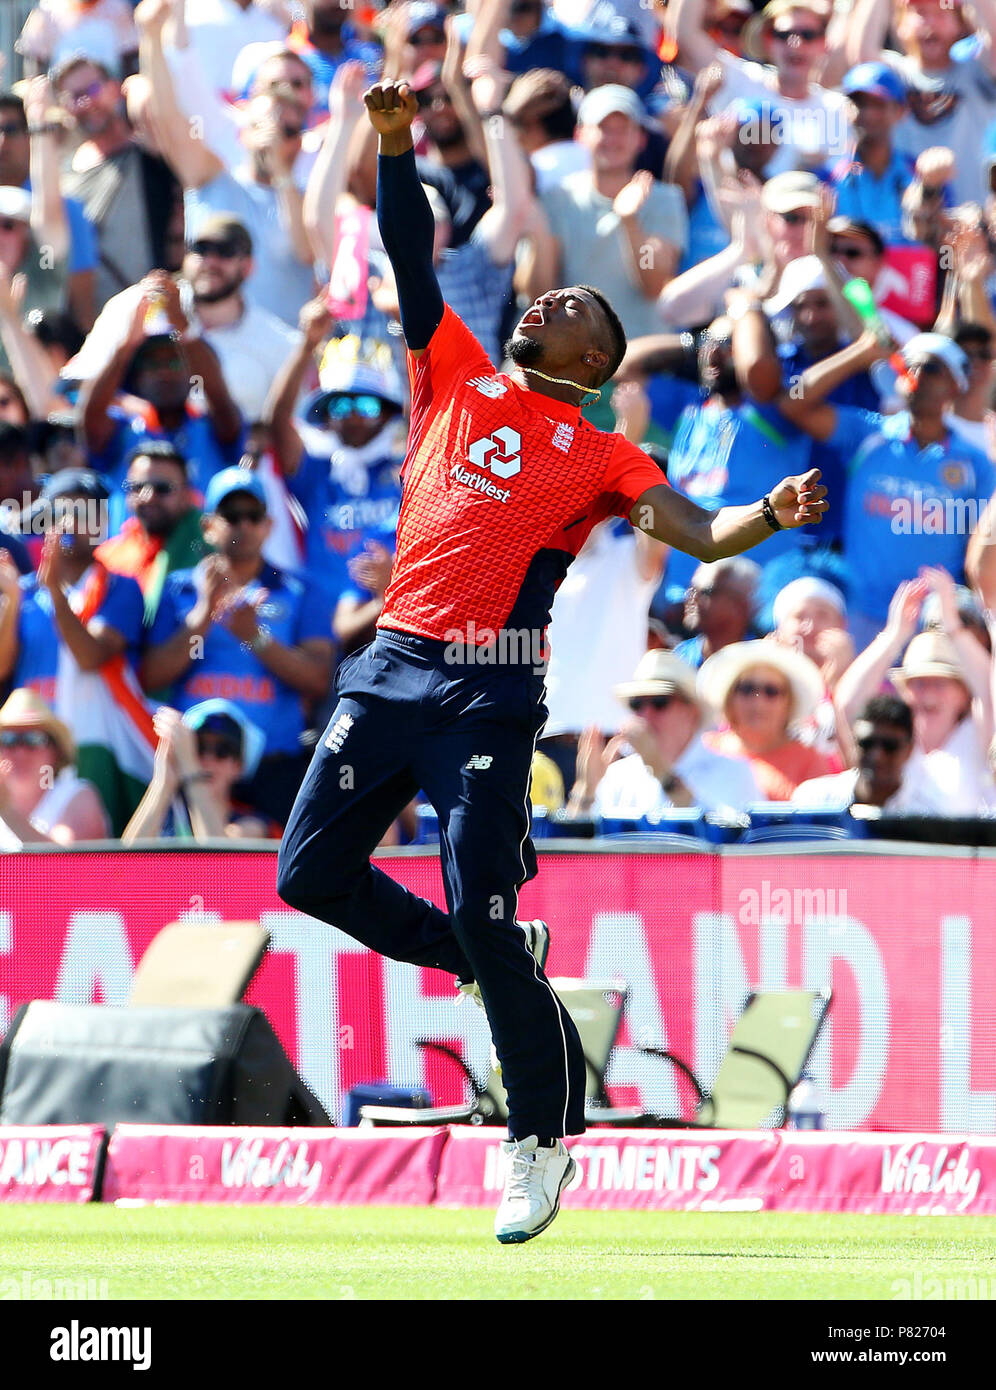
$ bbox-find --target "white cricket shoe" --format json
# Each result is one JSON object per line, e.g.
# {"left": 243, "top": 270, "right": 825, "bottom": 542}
{"left": 494, "top": 1135, "right": 575, "bottom": 1244}
{"left": 456, "top": 919, "right": 550, "bottom": 1010}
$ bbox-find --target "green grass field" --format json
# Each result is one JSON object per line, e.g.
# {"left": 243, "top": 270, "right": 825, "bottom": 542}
{"left": 1, "top": 1206, "right": 994, "bottom": 1300}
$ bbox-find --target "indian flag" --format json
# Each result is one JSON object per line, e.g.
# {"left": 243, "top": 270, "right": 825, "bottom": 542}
{"left": 54, "top": 566, "right": 158, "bottom": 836}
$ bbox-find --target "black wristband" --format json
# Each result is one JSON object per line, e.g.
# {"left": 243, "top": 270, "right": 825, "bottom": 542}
{"left": 27, "top": 123, "right": 60, "bottom": 137}
{"left": 762, "top": 494, "right": 783, "bottom": 532}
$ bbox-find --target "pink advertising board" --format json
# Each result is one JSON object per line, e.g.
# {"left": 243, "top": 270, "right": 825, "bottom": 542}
{"left": 0, "top": 1125, "right": 105, "bottom": 1202}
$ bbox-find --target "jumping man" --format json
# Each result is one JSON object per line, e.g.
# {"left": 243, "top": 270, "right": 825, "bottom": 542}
{"left": 276, "top": 80, "right": 828, "bottom": 1243}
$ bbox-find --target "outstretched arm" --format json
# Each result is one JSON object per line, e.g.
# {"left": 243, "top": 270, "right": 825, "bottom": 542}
{"left": 366, "top": 80, "right": 444, "bottom": 357}
{"left": 631, "top": 469, "right": 827, "bottom": 561}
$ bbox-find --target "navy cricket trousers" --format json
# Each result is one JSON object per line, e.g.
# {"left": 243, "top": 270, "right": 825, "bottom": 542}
{"left": 276, "top": 629, "right": 587, "bottom": 1138}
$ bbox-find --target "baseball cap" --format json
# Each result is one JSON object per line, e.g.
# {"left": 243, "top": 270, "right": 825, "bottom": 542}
{"left": 203, "top": 466, "right": 266, "bottom": 515}
{"left": 0, "top": 187, "right": 32, "bottom": 224}
{"left": 761, "top": 170, "right": 823, "bottom": 214}
{"left": 182, "top": 699, "right": 266, "bottom": 780}
{"left": 38, "top": 468, "right": 110, "bottom": 504}
{"left": 900, "top": 333, "right": 969, "bottom": 392}
{"left": 842, "top": 61, "right": 907, "bottom": 104}
{"left": 187, "top": 213, "right": 253, "bottom": 258}
{"left": 405, "top": 2, "right": 447, "bottom": 37}
{"left": 764, "top": 254, "right": 829, "bottom": 314}
{"left": 577, "top": 83, "right": 646, "bottom": 128}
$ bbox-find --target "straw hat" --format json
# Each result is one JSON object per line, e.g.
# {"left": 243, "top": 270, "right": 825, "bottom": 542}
{"left": 742, "top": 0, "right": 832, "bottom": 61}
{"left": 889, "top": 630, "right": 967, "bottom": 695}
{"left": 613, "top": 649, "right": 701, "bottom": 707}
{"left": 0, "top": 688, "right": 75, "bottom": 766}
{"left": 697, "top": 640, "right": 824, "bottom": 722}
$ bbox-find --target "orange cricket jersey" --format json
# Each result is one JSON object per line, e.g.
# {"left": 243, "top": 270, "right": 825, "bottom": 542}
{"left": 377, "top": 307, "right": 668, "bottom": 643}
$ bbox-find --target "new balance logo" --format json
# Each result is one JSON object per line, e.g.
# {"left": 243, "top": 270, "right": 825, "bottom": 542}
{"left": 468, "top": 426, "right": 522, "bottom": 480}
{"left": 468, "top": 376, "right": 508, "bottom": 399}
{"left": 466, "top": 755, "right": 493, "bottom": 770}
{"left": 324, "top": 711, "right": 354, "bottom": 753}
{"left": 552, "top": 422, "right": 574, "bottom": 453}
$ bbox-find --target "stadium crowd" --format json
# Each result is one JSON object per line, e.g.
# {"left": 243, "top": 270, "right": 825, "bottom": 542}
{"left": 2, "top": 0, "right": 996, "bottom": 845}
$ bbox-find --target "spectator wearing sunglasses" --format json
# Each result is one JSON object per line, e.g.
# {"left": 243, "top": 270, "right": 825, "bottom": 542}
{"left": 232, "top": 2, "right": 382, "bottom": 118}
{"left": 123, "top": 700, "right": 279, "bottom": 842}
{"left": 699, "top": 638, "right": 832, "bottom": 798}
{"left": 408, "top": 61, "right": 492, "bottom": 249}
{"left": 675, "top": 0, "right": 851, "bottom": 175}
{"left": 0, "top": 686, "right": 110, "bottom": 847}
{"left": 776, "top": 330, "right": 995, "bottom": 644}
{"left": 142, "top": 466, "right": 334, "bottom": 825}
{"left": 65, "top": 214, "right": 299, "bottom": 426}
{"left": 138, "top": 6, "right": 317, "bottom": 327}
{"left": 945, "top": 323, "right": 996, "bottom": 454}
{"left": 567, "top": 648, "right": 760, "bottom": 817}
{"left": 792, "top": 692, "right": 947, "bottom": 810}
{"left": 266, "top": 295, "right": 405, "bottom": 640}
{"left": 673, "top": 556, "right": 760, "bottom": 669}
{"left": 94, "top": 441, "right": 206, "bottom": 617}
{"left": 824, "top": 215, "right": 917, "bottom": 343}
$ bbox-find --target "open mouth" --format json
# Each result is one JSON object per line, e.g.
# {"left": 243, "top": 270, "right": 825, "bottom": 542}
{"left": 519, "top": 307, "right": 546, "bottom": 328}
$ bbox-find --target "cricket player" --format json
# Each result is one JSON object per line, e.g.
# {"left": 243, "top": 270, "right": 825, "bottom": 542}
{"left": 277, "top": 79, "right": 827, "bottom": 1243}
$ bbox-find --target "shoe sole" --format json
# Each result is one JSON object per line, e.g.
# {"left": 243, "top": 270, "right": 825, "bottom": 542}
{"left": 495, "top": 1156, "right": 576, "bottom": 1245}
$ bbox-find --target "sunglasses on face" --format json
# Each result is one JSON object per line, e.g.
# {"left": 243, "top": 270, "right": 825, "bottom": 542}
{"left": 629, "top": 695, "right": 677, "bottom": 712}
{"left": 586, "top": 42, "right": 645, "bottom": 61}
{"left": 123, "top": 479, "right": 181, "bottom": 498}
{"left": 511, "top": 0, "right": 543, "bottom": 12}
{"left": 63, "top": 81, "right": 104, "bottom": 106}
{"left": 218, "top": 505, "right": 266, "bottom": 526}
{"left": 410, "top": 27, "right": 446, "bottom": 45}
{"left": 0, "top": 219, "right": 25, "bottom": 234}
{"left": 857, "top": 734, "right": 905, "bottom": 754}
{"left": 197, "top": 735, "right": 241, "bottom": 761}
{"left": 907, "top": 358, "right": 944, "bottom": 376}
{"left": 772, "top": 26, "right": 825, "bottom": 41}
{"left": 0, "top": 122, "right": 27, "bottom": 138}
{"left": 830, "top": 243, "right": 871, "bottom": 260}
{"left": 280, "top": 123, "right": 304, "bottom": 140}
{"left": 327, "top": 394, "right": 383, "bottom": 419}
{"left": 0, "top": 730, "right": 54, "bottom": 750}
{"left": 188, "top": 238, "right": 243, "bottom": 260}
{"left": 733, "top": 680, "right": 788, "bottom": 699}
{"left": 416, "top": 87, "right": 452, "bottom": 109}
{"left": 779, "top": 210, "right": 812, "bottom": 226}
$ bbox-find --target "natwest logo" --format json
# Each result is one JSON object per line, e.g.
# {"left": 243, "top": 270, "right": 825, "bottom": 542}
{"left": 468, "top": 426, "right": 521, "bottom": 480}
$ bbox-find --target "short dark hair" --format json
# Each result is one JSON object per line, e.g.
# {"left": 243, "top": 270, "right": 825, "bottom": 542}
{"left": 0, "top": 94, "right": 26, "bottom": 128}
{"left": 25, "top": 307, "right": 85, "bottom": 360}
{"left": 577, "top": 284, "right": 627, "bottom": 384}
{"left": 125, "top": 439, "right": 189, "bottom": 477}
{"left": 955, "top": 322, "right": 992, "bottom": 350}
{"left": 859, "top": 694, "right": 913, "bottom": 740}
{"left": 0, "top": 420, "right": 30, "bottom": 463}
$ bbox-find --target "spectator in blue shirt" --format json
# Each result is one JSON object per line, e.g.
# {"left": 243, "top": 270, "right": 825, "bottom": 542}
{"left": 643, "top": 314, "right": 814, "bottom": 591}
{"left": 267, "top": 296, "right": 405, "bottom": 650}
{"left": 142, "top": 466, "right": 334, "bottom": 825}
{"left": 830, "top": 63, "right": 916, "bottom": 247}
{"left": 79, "top": 271, "right": 243, "bottom": 526}
{"left": 776, "top": 330, "right": 996, "bottom": 644}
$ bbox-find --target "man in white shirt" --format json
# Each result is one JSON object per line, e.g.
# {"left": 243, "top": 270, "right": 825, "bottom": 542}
{"left": 674, "top": 0, "right": 851, "bottom": 173}
{"left": 793, "top": 693, "right": 948, "bottom": 811}
{"left": 64, "top": 214, "right": 300, "bottom": 424}
{"left": 568, "top": 648, "right": 760, "bottom": 817}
